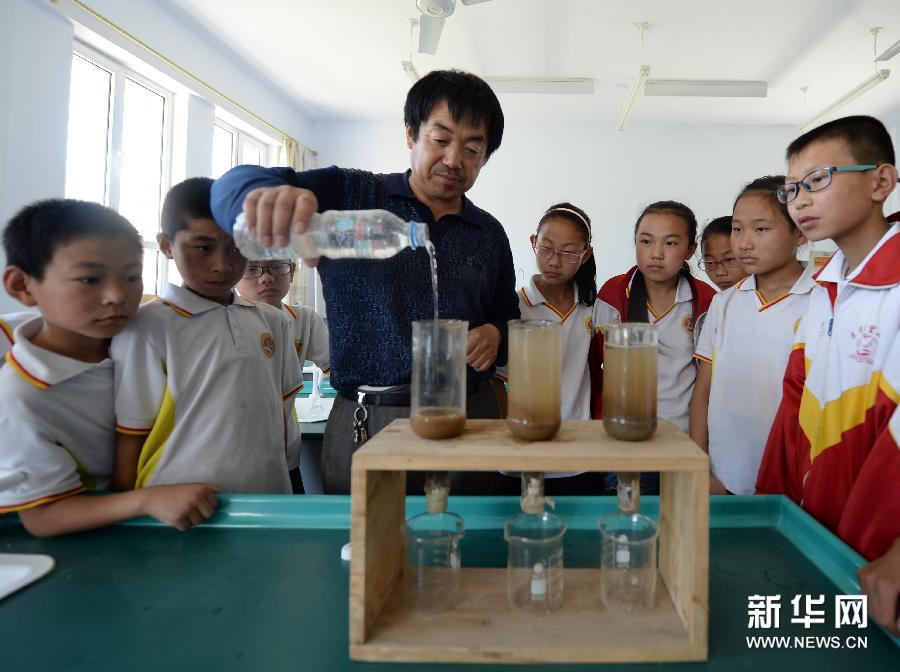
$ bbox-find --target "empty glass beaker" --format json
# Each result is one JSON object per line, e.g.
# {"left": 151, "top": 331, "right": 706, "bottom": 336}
{"left": 506, "top": 320, "right": 561, "bottom": 441}
{"left": 404, "top": 511, "right": 464, "bottom": 615}
{"left": 504, "top": 473, "right": 566, "bottom": 613}
{"left": 599, "top": 512, "right": 658, "bottom": 615}
{"left": 410, "top": 319, "right": 468, "bottom": 440}
{"left": 602, "top": 323, "right": 658, "bottom": 441}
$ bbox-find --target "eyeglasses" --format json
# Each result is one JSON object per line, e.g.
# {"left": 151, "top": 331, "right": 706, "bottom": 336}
{"left": 777, "top": 165, "right": 878, "bottom": 204}
{"left": 698, "top": 257, "right": 741, "bottom": 271}
{"left": 243, "top": 262, "right": 293, "bottom": 279}
{"left": 533, "top": 244, "right": 587, "bottom": 265}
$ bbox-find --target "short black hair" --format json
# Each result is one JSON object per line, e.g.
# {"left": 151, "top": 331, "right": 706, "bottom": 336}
{"left": 733, "top": 175, "right": 794, "bottom": 229}
{"left": 404, "top": 69, "right": 504, "bottom": 161}
{"left": 161, "top": 177, "right": 215, "bottom": 239}
{"left": 3, "top": 199, "right": 141, "bottom": 281}
{"left": 787, "top": 115, "right": 895, "bottom": 166}
{"left": 700, "top": 216, "right": 733, "bottom": 250}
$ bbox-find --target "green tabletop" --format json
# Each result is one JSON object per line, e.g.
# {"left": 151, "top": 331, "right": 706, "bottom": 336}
{"left": 1, "top": 496, "right": 897, "bottom": 671}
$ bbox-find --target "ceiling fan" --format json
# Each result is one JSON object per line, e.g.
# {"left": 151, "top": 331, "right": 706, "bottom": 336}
{"left": 416, "top": 0, "right": 493, "bottom": 55}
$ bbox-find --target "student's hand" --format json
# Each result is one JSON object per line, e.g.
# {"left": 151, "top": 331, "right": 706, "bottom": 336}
{"left": 467, "top": 324, "right": 501, "bottom": 372}
{"left": 243, "top": 185, "right": 320, "bottom": 266}
{"left": 709, "top": 474, "right": 729, "bottom": 495}
{"left": 857, "top": 537, "right": 900, "bottom": 636}
{"left": 141, "top": 483, "right": 221, "bottom": 532}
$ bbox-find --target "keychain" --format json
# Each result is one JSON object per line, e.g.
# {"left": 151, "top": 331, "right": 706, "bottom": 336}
{"left": 352, "top": 391, "right": 369, "bottom": 447}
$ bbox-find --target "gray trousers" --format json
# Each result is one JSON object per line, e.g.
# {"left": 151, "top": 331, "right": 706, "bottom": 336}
{"left": 321, "top": 384, "right": 502, "bottom": 495}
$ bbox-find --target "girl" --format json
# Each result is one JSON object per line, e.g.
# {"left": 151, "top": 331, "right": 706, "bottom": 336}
{"left": 589, "top": 201, "right": 716, "bottom": 493}
{"left": 498, "top": 202, "right": 598, "bottom": 495}
{"left": 690, "top": 176, "right": 813, "bottom": 495}
{"left": 698, "top": 216, "right": 746, "bottom": 290}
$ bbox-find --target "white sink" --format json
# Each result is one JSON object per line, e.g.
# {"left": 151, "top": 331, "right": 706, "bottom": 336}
{"left": 0, "top": 554, "right": 54, "bottom": 601}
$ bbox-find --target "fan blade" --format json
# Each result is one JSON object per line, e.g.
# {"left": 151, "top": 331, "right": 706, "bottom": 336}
{"left": 418, "top": 16, "right": 444, "bottom": 55}
{"left": 875, "top": 38, "right": 900, "bottom": 62}
{"left": 460, "top": 0, "right": 493, "bottom": 5}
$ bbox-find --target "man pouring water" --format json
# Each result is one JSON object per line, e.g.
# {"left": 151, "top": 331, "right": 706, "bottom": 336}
{"left": 211, "top": 70, "right": 519, "bottom": 494}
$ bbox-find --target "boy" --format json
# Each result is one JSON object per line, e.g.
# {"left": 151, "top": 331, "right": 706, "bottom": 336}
{"left": 755, "top": 116, "right": 900, "bottom": 635}
{"left": 236, "top": 259, "right": 329, "bottom": 491}
{"left": 112, "top": 178, "right": 301, "bottom": 493}
{"left": 0, "top": 199, "right": 218, "bottom": 536}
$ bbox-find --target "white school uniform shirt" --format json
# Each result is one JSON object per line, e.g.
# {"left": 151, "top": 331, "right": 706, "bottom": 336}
{"left": 281, "top": 303, "right": 329, "bottom": 469}
{"left": 111, "top": 284, "right": 302, "bottom": 494}
{"left": 0, "top": 317, "right": 114, "bottom": 513}
{"left": 694, "top": 265, "right": 816, "bottom": 494}
{"left": 592, "top": 274, "right": 698, "bottom": 432}
{"left": 0, "top": 310, "right": 39, "bottom": 364}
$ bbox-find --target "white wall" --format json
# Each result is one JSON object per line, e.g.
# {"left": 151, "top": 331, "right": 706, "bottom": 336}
{"left": 312, "top": 118, "right": 797, "bottom": 286}
{"left": 0, "top": 0, "right": 73, "bottom": 312}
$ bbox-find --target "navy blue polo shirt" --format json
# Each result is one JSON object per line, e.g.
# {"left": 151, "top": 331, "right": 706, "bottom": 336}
{"left": 211, "top": 165, "right": 520, "bottom": 393}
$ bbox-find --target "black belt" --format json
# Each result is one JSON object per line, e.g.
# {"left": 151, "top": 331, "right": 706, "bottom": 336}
{"left": 340, "top": 381, "right": 486, "bottom": 407}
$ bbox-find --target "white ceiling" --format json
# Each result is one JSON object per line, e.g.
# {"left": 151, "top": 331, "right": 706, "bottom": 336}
{"left": 164, "top": 0, "right": 900, "bottom": 126}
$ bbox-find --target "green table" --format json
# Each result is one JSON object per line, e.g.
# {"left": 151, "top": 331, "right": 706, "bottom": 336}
{"left": 1, "top": 496, "right": 897, "bottom": 670}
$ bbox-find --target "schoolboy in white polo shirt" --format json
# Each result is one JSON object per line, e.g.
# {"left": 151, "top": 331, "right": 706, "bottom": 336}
{"left": 112, "top": 178, "right": 301, "bottom": 494}
{"left": 690, "top": 176, "right": 814, "bottom": 495}
{"left": 236, "top": 258, "right": 330, "bottom": 492}
{"left": 0, "top": 199, "right": 218, "bottom": 536}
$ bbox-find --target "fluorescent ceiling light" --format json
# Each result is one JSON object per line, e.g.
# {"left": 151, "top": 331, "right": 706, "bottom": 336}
{"left": 401, "top": 60, "right": 420, "bottom": 84}
{"left": 616, "top": 65, "right": 650, "bottom": 131}
{"left": 644, "top": 79, "right": 767, "bottom": 97}
{"left": 799, "top": 69, "right": 890, "bottom": 133}
{"left": 875, "top": 37, "right": 900, "bottom": 62}
{"left": 484, "top": 77, "right": 594, "bottom": 94}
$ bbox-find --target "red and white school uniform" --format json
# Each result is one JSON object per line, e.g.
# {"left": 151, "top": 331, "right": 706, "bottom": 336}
{"left": 756, "top": 223, "right": 900, "bottom": 560}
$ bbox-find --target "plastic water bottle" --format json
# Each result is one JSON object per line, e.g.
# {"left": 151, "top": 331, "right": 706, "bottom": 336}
{"left": 232, "top": 209, "right": 430, "bottom": 260}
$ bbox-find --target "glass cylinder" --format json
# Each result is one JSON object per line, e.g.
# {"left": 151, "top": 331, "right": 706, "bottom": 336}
{"left": 504, "top": 511, "right": 566, "bottom": 614}
{"left": 410, "top": 319, "right": 468, "bottom": 440}
{"left": 506, "top": 320, "right": 561, "bottom": 441}
{"left": 404, "top": 511, "right": 464, "bottom": 615}
{"left": 602, "top": 323, "right": 658, "bottom": 441}
{"left": 599, "top": 512, "right": 659, "bottom": 615}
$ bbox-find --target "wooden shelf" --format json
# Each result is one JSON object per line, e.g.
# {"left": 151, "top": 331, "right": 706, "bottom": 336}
{"left": 349, "top": 419, "right": 709, "bottom": 664}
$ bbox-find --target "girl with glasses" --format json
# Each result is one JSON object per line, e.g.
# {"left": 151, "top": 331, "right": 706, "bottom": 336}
{"left": 589, "top": 201, "right": 717, "bottom": 495}
{"left": 690, "top": 176, "right": 814, "bottom": 495}
{"left": 497, "top": 202, "right": 599, "bottom": 495}
{"left": 698, "top": 216, "right": 746, "bottom": 290}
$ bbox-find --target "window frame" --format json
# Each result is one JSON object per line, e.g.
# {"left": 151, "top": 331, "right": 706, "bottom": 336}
{"left": 213, "top": 118, "right": 271, "bottom": 175}
{"left": 68, "top": 41, "right": 175, "bottom": 294}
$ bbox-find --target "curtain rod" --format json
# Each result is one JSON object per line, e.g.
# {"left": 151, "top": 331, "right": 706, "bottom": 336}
{"left": 51, "top": 0, "right": 317, "bottom": 156}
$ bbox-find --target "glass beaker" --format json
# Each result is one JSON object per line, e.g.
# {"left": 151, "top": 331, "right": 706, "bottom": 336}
{"left": 506, "top": 320, "right": 561, "bottom": 441}
{"left": 602, "top": 323, "right": 658, "bottom": 441}
{"left": 404, "top": 511, "right": 464, "bottom": 615}
{"left": 504, "top": 473, "right": 566, "bottom": 614}
{"left": 410, "top": 319, "right": 468, "bottom": 440}
{"left": 599, "top": 512, "right": 658, "bottom": 615}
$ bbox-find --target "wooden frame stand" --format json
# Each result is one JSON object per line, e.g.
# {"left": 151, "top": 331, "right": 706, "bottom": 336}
{"left": 349, "top": 419, "right": 709, "bottom": 664}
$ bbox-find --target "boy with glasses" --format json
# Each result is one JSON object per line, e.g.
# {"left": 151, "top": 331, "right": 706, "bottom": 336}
{"left": 237, "top": 258, "right": 329, "bottom": 492}
{"left": 756, "top": 116, "right": 900, "bottom": 635}
{"left": 112, "top": 178, "right": 301, "bottom": 494}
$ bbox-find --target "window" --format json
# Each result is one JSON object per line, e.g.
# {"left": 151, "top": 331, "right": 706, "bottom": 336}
{"left": 211, "top": 119, "right": 269, "bottom": 178}
{"left": 65, "top": 45, "right": 172, "bottom": 295}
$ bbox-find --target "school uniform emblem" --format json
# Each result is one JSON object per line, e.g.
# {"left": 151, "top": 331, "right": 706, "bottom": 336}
{"left": 294, "top": 338, "right": 304, "bottom": 360}
{"left": 850, "top": 325, "right": 879, "bottom": 365}
{"left": 793, "top": 317, "right": 802, "bottom": 334}
{"left": 681, "top": 314, "right": 694, "bottom": 335}
{"left": 260, "top": 332, "right": 276, "bottom": 359}
{"left": 585, "top": 316, "right": 593, "bottom": 335}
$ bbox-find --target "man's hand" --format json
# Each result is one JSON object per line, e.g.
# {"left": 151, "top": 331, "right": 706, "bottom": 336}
{"left": 467, "top": 324, "right": 501, "bottom": 372}
{"left": 141, "top": 483, "right": 221, "bottom": 532}
{"left": 243, "top": 185, "right": 320, "bottom": 265}
{"left": 709, "top": 474, "right": 729, "bottom": 495}
{"left": 858, "top": 537, "right": 900, "bottom": 636}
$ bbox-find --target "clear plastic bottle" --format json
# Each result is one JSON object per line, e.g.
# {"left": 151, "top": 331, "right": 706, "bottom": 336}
{"left": 232, "top": 209, "right": 430, "bottom": 260}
